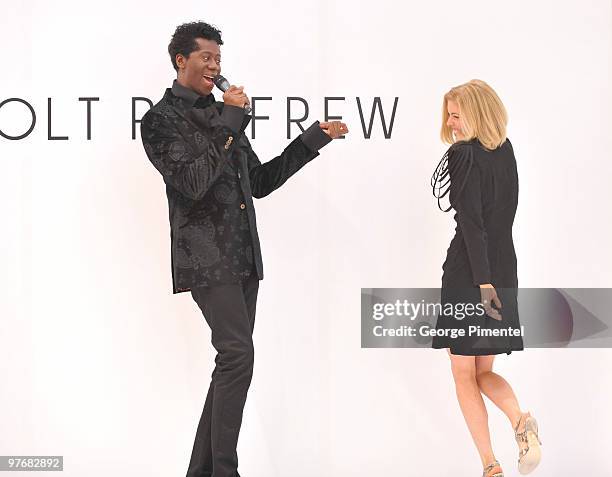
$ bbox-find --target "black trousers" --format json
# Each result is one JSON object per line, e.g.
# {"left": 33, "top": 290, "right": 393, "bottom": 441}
{"left": 186, "top": 275, "right": 259, "bottom": 477}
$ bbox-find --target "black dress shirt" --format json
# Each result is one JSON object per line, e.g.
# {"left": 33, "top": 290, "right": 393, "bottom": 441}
{"left": 141, "top": 80, "right": 332, "bottom": 293}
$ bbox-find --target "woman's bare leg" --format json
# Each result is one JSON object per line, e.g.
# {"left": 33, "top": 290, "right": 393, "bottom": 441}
{"left": 475, "top": 355, "right": 523, "bottom": 428}
{"left": 448, "top": 350, "right": 501, "bottom": 473}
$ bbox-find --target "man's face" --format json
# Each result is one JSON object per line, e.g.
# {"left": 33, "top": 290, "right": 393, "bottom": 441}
{"left": 176, "top": 37, "right": 221, "bottom": 96}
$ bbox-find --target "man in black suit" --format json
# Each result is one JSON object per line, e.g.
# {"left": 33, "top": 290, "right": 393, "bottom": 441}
{"left": 140, "top": 21, "right": 348, "bottom": 477}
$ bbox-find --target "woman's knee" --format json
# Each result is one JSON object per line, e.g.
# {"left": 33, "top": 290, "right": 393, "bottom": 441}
{"left": 475, "top": 356, "right": 494, "bottom": 378}
{"left": 449, "top": 356, "right": 476, "bottom": 382}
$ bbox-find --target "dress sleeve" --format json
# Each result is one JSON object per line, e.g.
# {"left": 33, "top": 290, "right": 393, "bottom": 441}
{"left": 432, "top": 143, "right": 491, "bottom": 285}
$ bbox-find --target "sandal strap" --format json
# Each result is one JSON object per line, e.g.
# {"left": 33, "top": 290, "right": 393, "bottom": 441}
{"left": 515, "top": 414, "right": 542, "bottom": 447}
{"left": 514, "top": 414, "right": 526, "bottom": 434}
{"left": 483, "top": 460, "right": 500, "bottom": 473}
{"left": 515, "top": 429, "right": 528, "bottom": 443}
{"left": 514, "top": 414, "right": 530, "bottom": 442}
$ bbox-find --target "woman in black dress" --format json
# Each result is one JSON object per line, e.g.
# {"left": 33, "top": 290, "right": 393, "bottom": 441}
{"left": 431, "top": 80, "right": 542, "bottom": 477}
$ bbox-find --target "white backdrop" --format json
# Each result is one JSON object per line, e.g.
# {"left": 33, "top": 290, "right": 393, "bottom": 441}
{"left": 1, "top": 0, "right": 611, "bottom": 475}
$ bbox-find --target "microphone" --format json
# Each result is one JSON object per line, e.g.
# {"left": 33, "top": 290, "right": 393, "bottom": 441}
{"left": 213, "top": 74, "right": 252, "bottom": 114}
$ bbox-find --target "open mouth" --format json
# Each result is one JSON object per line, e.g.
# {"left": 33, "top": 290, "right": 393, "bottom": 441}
{"left": 202, "top": 75, "right": 214, "bottom": 87}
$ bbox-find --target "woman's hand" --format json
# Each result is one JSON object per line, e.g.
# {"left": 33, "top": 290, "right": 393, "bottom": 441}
{"left": 479, "top": 283, "right": 502, "bottom": 321}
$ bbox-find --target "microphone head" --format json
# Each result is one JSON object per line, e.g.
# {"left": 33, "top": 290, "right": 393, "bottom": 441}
{"left": 213, "top": 74, "right": 231, "bottom": 92}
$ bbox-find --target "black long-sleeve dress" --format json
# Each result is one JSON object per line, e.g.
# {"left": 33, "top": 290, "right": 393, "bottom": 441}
{"left": 431, "top": 137, "right": 524, "bottom": 355}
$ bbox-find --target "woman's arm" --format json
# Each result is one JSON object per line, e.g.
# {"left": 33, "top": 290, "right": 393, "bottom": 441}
{"left": 448, "top": 144, "right": 491, "bottom": 286}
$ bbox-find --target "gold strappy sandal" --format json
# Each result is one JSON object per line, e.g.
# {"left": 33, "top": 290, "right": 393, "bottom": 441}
{"left": 482, "top": 460, "right": 504, "bottom": 477}
{"left": 515, "top": 413, "right": 542, "bottom": 474}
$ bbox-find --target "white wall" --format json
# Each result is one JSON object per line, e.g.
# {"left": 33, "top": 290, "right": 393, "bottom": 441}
{"left": 1, "top": 0, "right": 611, "bottom": 475}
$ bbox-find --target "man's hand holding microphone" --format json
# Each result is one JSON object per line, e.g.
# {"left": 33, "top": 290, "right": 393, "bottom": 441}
{"left": 223, "top": 85, "right": 250, "bottom": 110}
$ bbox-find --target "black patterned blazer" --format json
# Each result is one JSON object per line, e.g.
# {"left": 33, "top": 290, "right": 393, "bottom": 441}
{"left": 141, "top": 80, "right": 331, "bottom": 293}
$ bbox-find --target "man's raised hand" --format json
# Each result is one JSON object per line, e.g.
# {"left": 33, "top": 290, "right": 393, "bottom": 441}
{"left": 320, "top": 121, "right": 349, "bottom": 139}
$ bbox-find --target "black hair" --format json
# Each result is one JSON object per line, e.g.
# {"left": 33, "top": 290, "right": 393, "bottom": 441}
{"left": 168, "top": 21, "right": 223, "bottom": 72}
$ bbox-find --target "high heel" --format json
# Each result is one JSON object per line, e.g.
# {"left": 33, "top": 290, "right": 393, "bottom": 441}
{"left": 514, "top": 413, "right": 542, "bottom": 474}
{"left": 482, "top": 460, "right": 504, "bottom": 477}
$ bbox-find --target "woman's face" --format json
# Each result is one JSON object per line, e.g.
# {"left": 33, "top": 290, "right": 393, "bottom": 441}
{"left": 446, "top": 99, "right": 464, "bottom": 141}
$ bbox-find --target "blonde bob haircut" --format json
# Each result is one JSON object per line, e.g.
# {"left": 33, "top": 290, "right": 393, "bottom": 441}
{"left": 441, "top": 79, "right": 508, "bottom": 150}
